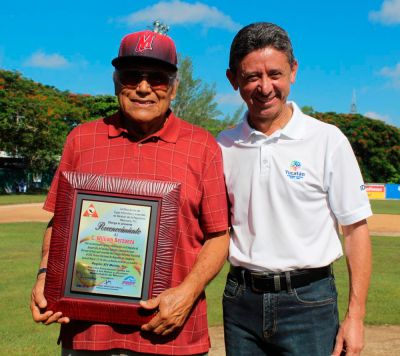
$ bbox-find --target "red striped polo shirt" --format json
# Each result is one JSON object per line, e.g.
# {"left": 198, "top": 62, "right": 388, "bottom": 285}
{"left": 44, "top": 111, "right": 228, "bottom": 355}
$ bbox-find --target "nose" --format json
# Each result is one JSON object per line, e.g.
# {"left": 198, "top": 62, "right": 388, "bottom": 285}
{"left": 258, "top": 76, "right": 273, "bottom": 95}
{"left": 136, "top": 78, "right": 152, "bottom": 94}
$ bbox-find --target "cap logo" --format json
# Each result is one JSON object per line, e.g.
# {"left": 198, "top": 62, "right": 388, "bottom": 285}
{"left": 135, "top": 34, "right": 156, "bottom": 53}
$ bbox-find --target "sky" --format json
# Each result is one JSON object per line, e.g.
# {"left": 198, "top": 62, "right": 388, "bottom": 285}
{"left": 1, "top": 0, "right": 400, "bottom": 127}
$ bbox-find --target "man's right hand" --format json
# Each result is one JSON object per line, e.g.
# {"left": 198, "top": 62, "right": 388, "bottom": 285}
{"left": 30, "top": 274, "right": 70, "bottom": 325}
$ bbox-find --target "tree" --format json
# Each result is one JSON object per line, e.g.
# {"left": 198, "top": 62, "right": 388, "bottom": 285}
{"left": 79, "top": 95, "right": 119, "bottom": 120}
{"left": 315, "top": 112, "right": 400, "bottom": 183}
{"left": 0, "top": 70, "right": 120, "bottom": 178}
{"left": 223, "top": 104, "right": 246, "bottom": 126}
{"left": 172, "top": 56, "right": 221, "bottom": 126}
{"left": 3, "top": 68, "right": 398, "bottom": 186}
{"left": 0, "top": 71, "right": 109, "bottom": 180}
{"left": 301, "top": 105, "right": 315, "bottom": 115}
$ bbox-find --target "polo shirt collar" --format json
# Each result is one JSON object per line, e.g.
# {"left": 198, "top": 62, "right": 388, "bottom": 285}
{"left": 238, "top": 101, "right": 307, "bottom": 142}
{"left": 279, "top": 101, "right": 307, "bottom": 140}
{"left": 107, "top": 110, "right": 180, "bottom": 143}
{"left": 239, "top": 114, "right": 255, "bottom": 141}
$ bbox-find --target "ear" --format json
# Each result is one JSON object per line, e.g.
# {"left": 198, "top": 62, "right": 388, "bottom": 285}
{"left": 290, "top": 60, "right": 298, "bottom": 84}
{"left": 113, "top": 71, "right": 122, "bottom": 95}
{"left": 169, "top": 78, "right": 179, "bottom": 100}
{"left": 226, "top": 69, "right": 239, "bottom": 91}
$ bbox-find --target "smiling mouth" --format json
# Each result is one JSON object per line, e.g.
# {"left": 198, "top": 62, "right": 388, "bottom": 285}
{"left": 254, "top": 95, "right": 276, "bottom": 105}
{"left": 131, "top": 99, "right": 156, "bottom": 106}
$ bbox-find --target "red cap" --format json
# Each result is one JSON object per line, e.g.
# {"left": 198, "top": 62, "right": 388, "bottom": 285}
{"left": 112, "top": 30, "right": 178, "bottom": 71}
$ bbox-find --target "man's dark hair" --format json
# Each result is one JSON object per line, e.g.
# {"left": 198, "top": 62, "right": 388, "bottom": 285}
{"left": 229, "top": 22, "right": 295, "bottom": 73}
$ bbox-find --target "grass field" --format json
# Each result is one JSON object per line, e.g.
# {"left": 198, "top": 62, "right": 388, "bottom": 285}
{"left": 0, "top": 223, "right": 59, "bottom": 355}
{"left": 0, "top": 194, "right": 47, "bottom": 205}
{"left": 0, "top": 222, "right": 399, "bottom": 355}
{"left": 370, "top": 199, "right": 400, "bottom": 214}
{"left": 1, "top": 194, "right": 399, "bottom": 214}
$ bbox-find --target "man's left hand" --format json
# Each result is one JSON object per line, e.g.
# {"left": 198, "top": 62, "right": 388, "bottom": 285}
{"left": 140, "top": 284, "right": 195, "bottom": 335}
{"left": 332, "top": 315, "right": 365, "bottom": 356}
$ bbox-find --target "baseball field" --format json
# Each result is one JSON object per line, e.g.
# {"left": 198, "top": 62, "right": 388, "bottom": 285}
{"left": 0, "top": 199, "right": 399, "bottom": 355}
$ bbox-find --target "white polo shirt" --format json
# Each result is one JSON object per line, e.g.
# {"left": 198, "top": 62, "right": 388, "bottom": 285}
{"left": 217, "top": 102, "right": 372, "bottom": 272}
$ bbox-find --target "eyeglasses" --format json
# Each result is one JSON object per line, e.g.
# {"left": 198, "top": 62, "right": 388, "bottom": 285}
{"left": 115, "top": 70, "right": 176, "bottom": 91}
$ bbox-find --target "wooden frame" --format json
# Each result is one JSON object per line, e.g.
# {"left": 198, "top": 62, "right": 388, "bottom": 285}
{"left": 44, "top": 171, "right": 180, "bottom": 325}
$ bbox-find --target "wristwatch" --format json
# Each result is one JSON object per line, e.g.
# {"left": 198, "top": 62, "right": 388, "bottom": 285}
{"left": 37, "top": 267, "right": 47, "bottom": 278}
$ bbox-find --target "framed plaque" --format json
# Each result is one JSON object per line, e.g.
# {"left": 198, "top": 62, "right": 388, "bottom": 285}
{"left": 44, "top": 171, "right": 181, "bottom": 325}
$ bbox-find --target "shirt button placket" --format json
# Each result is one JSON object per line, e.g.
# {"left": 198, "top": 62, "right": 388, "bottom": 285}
{"left": 260, "top": 143, "right": 269, "bottom": 176}
{"left": 132, "top": 142, "right": 142, "bottom": 173}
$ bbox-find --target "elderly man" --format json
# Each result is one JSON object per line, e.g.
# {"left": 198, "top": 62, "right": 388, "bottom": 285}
{"left": 218, "top": 22, "right": 372, "bottom": 356}
{"left": 31, "top": 27, "right": 229, "bottom": 356}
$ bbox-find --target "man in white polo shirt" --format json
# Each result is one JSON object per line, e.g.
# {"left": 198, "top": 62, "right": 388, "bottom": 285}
{"left": 217, "top": 22, "right": 372, "bottom": 356}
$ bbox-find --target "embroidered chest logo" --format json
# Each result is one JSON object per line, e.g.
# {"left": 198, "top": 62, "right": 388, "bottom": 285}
{"left": 285, "top": 160, "right": 306, "bottom": 180}
{"left": 135, "top": 34, "right": 156, "bottom": 53}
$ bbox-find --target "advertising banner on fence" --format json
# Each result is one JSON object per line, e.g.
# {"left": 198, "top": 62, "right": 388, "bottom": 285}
{"left": 365, "top": 184, "right": 385, "bottom": 199}
{"left": 386, "top": 184, "right": 400, "bottom": 200}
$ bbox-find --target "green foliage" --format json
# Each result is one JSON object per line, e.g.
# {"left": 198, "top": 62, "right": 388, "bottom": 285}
{"left": 0, "top": 69, "right": 118, "bottom": 177}
{"left": 314, "top": 112, "right": 400, "bottom": 184}
{"left": 79, "top": 94, "right": 119, "bottom": 119}
{"left": 222, "top": 104, "right": 246, "bottom": 127}
{"left": 1, "top": 68, "right": 399, "bottom": 185}
{"left": 172, "top": 56, "right": 221, "bottom": 128}
{"left": 301, "top": 105, "right": 315, "bottom": 115}
{"left": 171, "top": 56, "right": 246, "bottom": 136}
{"left": 1, "top": 71, "right": 72, "bottom": 173}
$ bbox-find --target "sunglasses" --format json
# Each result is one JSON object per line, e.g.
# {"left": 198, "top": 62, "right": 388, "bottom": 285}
{"left": 115, "top": 70, "right": 176, "bottom": 91}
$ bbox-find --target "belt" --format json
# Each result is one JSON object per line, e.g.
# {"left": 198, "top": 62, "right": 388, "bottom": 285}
{"left": 229, "top": 265, "right": 332, "bottom": 293}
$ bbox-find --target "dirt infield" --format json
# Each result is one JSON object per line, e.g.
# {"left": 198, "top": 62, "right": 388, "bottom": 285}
{"left": 1, "top": 203, "right": 399, "bottom": 235}
{"left": 1, "top": 203, "right": 399, "bottom": 355}
{"left": 0, "top": 203, "right": 52, "bottom": 223}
